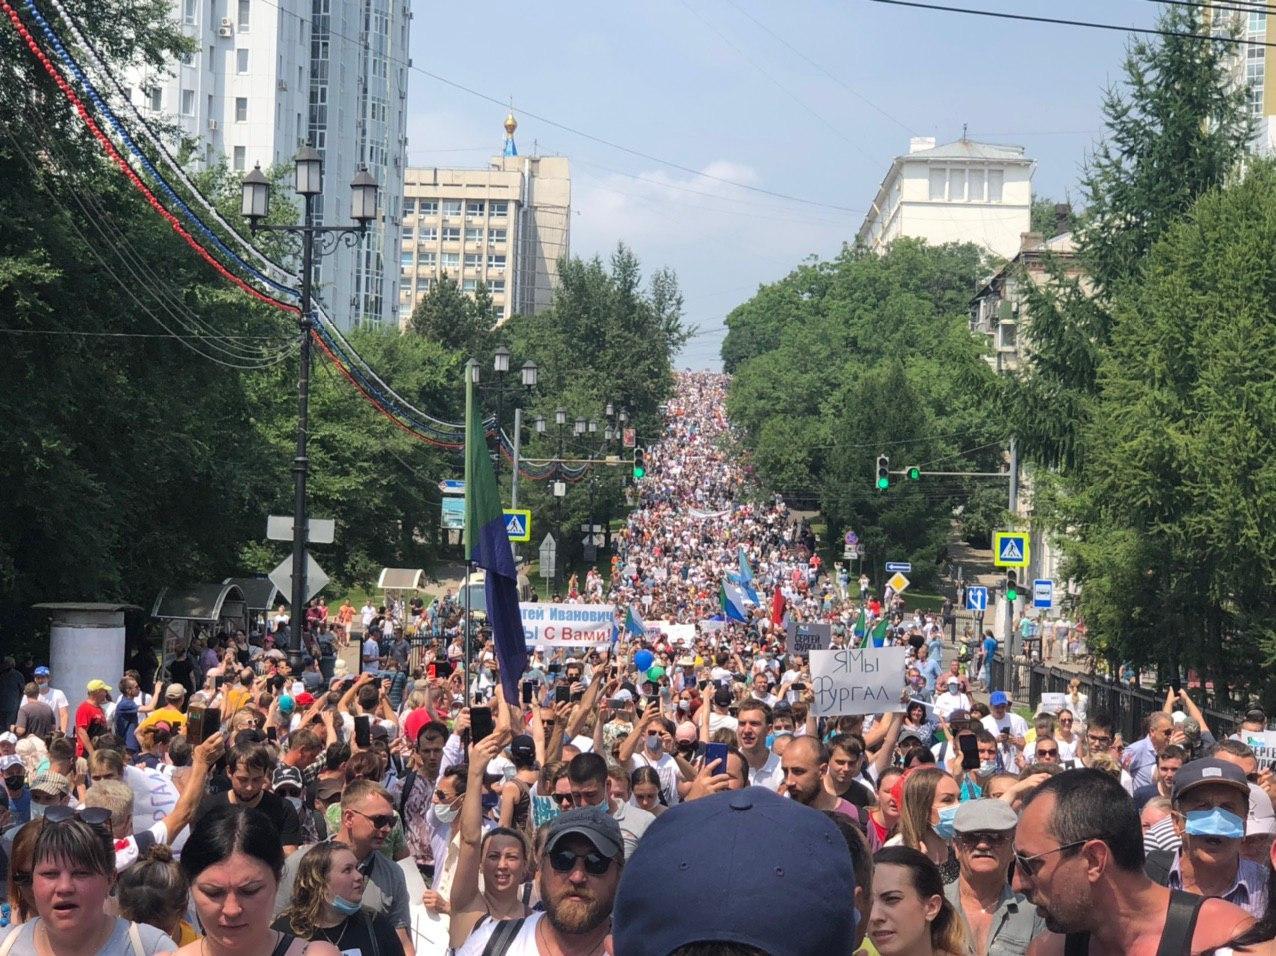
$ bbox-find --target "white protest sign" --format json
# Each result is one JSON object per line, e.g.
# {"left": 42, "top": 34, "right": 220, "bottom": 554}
{"left": 1242, "top": 731, "right": 1276, "bottom": 769}
{"left": 399, "top": 858, "right": 450, "bottom": 954}
{"left": 1037, "top": 692, "right": 1067, "bottom": 715}
{"left": 649, "top": 621, "right": 696, "bottom": 646}
{"left": 786, "top": 620, "right": 832, "bottom": 655}
{"left": 810, "top": 647, "right": 907, "bottom": 717}
{"left": 520, "top": 602, "right": 613, "bottom": 648}
{"left": 699, "top": 619, "right": 727, "bottom": 634}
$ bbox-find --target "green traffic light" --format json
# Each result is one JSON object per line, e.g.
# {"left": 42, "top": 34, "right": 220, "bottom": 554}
{"left": 876, "top": 476, "right": 889, "bottom": 490}
{"left": 1007, "top": 586, "right": 1018, "bottom": 601}
{"left": 633, "top": 465, "right": 646, "bottom": 479}
{"left": 906, "top": 466, "right": 921, "bottom": 480}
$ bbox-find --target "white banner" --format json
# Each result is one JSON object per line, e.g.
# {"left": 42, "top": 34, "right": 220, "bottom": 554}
{"left": 1242, "top": 731, "right": 1276, "bottom": 769}
{"left": 1037, "top": 692, "right": 1067, "bottom": 715}
{"left": 520, "top": 602, "right": 614, "bottom": 648}
{"left": 648, "top": 621, "right": 696, "bottom": 646}
{"left": 810, "top": 647, "right": 907, "bottom": 716}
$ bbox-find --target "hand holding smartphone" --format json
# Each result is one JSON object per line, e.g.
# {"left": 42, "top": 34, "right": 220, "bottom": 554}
{"left": 704, "top": 742, "right": 729, "bottom": 773}
{"left": 470, "top": 706, "right": 495, "bottom": 742}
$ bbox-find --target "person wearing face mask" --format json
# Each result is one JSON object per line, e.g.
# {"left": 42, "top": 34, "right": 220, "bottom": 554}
{"left": 885, "top": 766, "right": 961, "bottom": 884}
{"left": 274, "top": 765, "right": 326, "bottom": 846}
{"left": 274, "top": 840, "right": 404, "bottom": 955}
{"left": 31, "top": 667, "right": 69, "bottom": 737}
{"left": 26, "top": 770, "right": 72, "bottom": 821}
{"left": 420, "top": 765, "right": 467, "bottom": 915}
{"left": 1143, "top": 757, "right": 1269, "bottom": 917}
{"left": 1, "top": 754, "right": 30, "bottom": 827}
{"left": 619, "top": 708, "right": 688, "bottom": 809}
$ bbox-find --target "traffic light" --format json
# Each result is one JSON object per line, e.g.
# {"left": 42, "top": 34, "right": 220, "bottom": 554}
{"left": 1005, "top": 570, "right": 1018, "bottom": 602}
{"left": 905, "top": 465, "right": 921, "bottom": 481}
{"left": 632, "top": 448, "right": 646, "bottom": 480}
{"left": 875, "top": 455, "right": 890, "bottom": 490}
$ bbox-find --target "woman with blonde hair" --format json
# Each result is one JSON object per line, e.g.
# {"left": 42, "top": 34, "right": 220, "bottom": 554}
{"left": 14, "top": 735, "right": 47, "bottom": 777}
{"left": 886, "top": 766, "right": 960, "bottom": 884}
{"left": 869, "top": 846, "right": 972, "bottom": 956}
{"left": 1065, "top": 677, "right": 1088, "bottom": 726}
{"left": 273, "top": 841, "right": 403, "bottom": 954}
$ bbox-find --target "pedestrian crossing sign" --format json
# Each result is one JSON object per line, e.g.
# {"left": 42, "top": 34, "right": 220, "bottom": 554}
{"left": 993, "top": 531, "right": 1029, "bottom": 568}
{"left": 503, "top": 509, "right": 532, "bottom": 543}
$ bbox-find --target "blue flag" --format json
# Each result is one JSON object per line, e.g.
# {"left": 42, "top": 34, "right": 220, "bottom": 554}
{"left": 737, "top": 546, "right": 754, "bottom": 586}
{"left": 463, "top": 373, "right": 525, "bottom": 702}
{"left": 625, "top": 606, "right": 647, "bottom": 637}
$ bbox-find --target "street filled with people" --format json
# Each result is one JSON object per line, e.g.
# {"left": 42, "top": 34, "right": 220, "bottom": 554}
{"left": 2, "top": 370, "right": 1276, "bottom": 955}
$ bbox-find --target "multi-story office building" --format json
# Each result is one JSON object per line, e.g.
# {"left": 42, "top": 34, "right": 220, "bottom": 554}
{"left": 1208, "top": 3, "right": 1276, "bottom": 151}
{"left": 856, "top": 136, "right": 1035, "bottom": 262}
{"left": 399, "top": 115, "right": 571, "bottom": 326}
{"left": 126, "top": 0, "right": 408, "bottom": 329}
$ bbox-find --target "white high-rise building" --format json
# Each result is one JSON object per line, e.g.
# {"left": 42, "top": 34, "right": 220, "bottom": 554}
{"left": 127, "top": 0, "right": 408, "bottom": 329}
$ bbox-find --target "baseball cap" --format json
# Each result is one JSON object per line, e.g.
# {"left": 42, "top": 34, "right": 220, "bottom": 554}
{"left": 0, "top": 732, "right": 17, "bottom": 746}
{"left": 0, "top": 755, "right": 23, "bottom": 773}
{"left": 295, "top": 692, "right": 315, "bottom": 707}
{"left": 1172, "top": 758, "right": 1250, "bottom": 803}
{"left": 990, "top": 691, "right": 1009, "bottom": 706}
{"left": 277, "top": 695, "right": 295, "bottom": 714}
{"left": 86, "top": 678, "right": 110, "bottom": 694}
{"left": 612, "top": 689, "right": 634, "bottom": 704}
{"left": 272, "top": 766, "right": 305, "bottom": 794}
{"left": 946, "top": 676, "right": 960, "bottom": 686}
{"left": 165, "top": 684, "right": 186, "bottom": 700}
{"left": 34, "top": 666, "right": 50, "bottom": 677}
{"left": 510, "top": 734, "right": 536, "bottom": 763}
{"left": 613, "top": 787, "right": 857, "bottom": 955}
{"left": 713, "top": 686, "right": 733, "bottom": 708}
{"left": 544, "top": 806, "right": 624, "bottom": 860}
{"left": 30, "top": 771, "right": 71, "bottom": 797}
{"left": 316, "top": 778, "right": 343, "bottom": 800}
{"left": 954, "top": 798, "right": 1018, "bottom": 834}
{"left": 675, "top": 722, "right": 698, "bottom": 744}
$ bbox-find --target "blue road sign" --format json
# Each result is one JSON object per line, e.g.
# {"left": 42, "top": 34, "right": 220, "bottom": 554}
{"left": 965, "top": 586, "right": 989, "bottom": 611}
{"left": 1033, "top": 579, "right": 1054, "bottom": 609}
{"left": 885, "top": 562, "right": 912, "bottom": 573}
{"left": 503, "top": 509, "right": 531, "bottom": 543}
{"left": 439, "top": 479, "right": 465, "bottom": 495}
{"left": 993, "top": 531, "right": 1030, "bottom": 568}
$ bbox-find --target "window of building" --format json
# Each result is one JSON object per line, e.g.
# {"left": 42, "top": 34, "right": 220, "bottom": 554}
{"left": 401, "top": 225, "right": 415, "bottom": 241}
{"left": 998, "top": 321, "right": 1018, "bottom": 351}
{"left": 182, "top": 0, "right": 196, "bottom": 23}
{"left": 420, "top": 199, "right": 438, "bottom": 216}
{"left": 419, "top": 226, "right": 438, "bottom": 242}
{"left": 145, "top": 86, "right": 162, "bottom": 111}
{"left": 465, "top": 227, "right": 482, "bottom": 243}
{"left": 464, "top": 252, "right": 481, "bottom": 268}
{"left": 462, "top": 278, "right": 477, "bottom": 292}
{"left": 928, "top": 169, "right": 946, "bottom": 202}
{"left": 400, "top": 251, "right": 414, "bottom": 268}
{"left": 235, "top": 97, "right": 248, "bottom": 122}
{"left": 490, "top": 200, "right": 508, "bottom": 217}
{"left": 237, "top": 0, "right": 249, "bottom": 31}
{"left": 180, "top": 89, "right": 195, "bottom": 115}
{"left": 237, "top": 48, "right": 249, "bottom": 73}
{"left": 487, "top": 254, "right": 506, "bottom": 270}
{"left": 442, "top": 199, "right": 462, "bottom": 217}
{"left": 489, "top": 228, "right": 506, "bottom": 244}
{"left": 987, "top": 169, "right": 1004, "bottom": 203}
{"left": 466, "top": 200, "right": 485, "bottom": 216}
{"left": 489, "top": 278, "right": 505, "bottom": 293}
{"left": 442, "top": 226, "right": 460, "bottom": 242}
{"left": 441, "top": 252, "right": 460, "bottom": 268}
{"left": 232, "top": 145, "right": 246, "bottom": 171}
{"left": 1249, "top": 11, "right": 1267, "bottom": 33}
{"left": 949, "top": 168, "right": 967, "bottom": 202}
{"left": 419, "top": 277, "right": 434, "bottom": 293}
{"left": 968, "top": 168, "right": 986, "bottom": 202}
{"left": 418, "top": 251, "right": 436, "bottom": 267}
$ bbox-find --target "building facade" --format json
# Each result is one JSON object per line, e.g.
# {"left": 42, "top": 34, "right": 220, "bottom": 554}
{"left": 126, "top": 0, "right": 408, "bottom": 329}
{"left": 856, "top": 136, "right": 1035, "bottom": 262}
{"left": 399, "top": 120, "right": 570, "bottom": 327}
{"left": 1207, "top": 3, "right": 1276, "bottom": 151}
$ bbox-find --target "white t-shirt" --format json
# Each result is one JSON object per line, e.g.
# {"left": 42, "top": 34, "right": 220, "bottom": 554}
{"left": 456, "top": 911, "right": 544, "bottom": 956}
{"left": 747, "top": 751, "right": 784, "bottom": 792}
{"left": 610, "top": 799, "right": 654, "bottom": 860}
{"left": 708, "top": 711, "right": 738, "bottom": 735}
{"left": 628, "top": 750, "right": 681, "bottom": 807}
{"left": 38, "top": 685, "right": 69, "bottom": 720}
{"left": 982, "top": 712, "right": 1029, "bottom": 740}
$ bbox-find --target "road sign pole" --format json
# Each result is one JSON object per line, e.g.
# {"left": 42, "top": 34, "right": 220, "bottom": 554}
{"left": 510, "top": 406, "right": 523, "bottom": 561}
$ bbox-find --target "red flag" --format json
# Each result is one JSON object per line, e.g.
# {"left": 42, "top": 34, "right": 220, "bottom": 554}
{"left": 770, "top": 586, "right": 786, "bottom": 626}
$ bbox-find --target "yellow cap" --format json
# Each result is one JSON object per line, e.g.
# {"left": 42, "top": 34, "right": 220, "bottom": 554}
{"left": 86, "top": 679, "right": 110, "bottom": 693}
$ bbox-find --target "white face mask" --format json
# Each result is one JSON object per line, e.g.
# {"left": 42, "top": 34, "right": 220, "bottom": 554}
{"left": 434, "top": 800, "right": 460, "bottom": 824}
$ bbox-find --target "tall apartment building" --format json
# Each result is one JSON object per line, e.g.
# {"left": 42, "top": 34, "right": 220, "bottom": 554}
{"left": 126, "top": 0, "right": 409, "bottom": 329}
{"left": 1208, "top": 3, "right": 1276, "bottom": 151}
{"left": 399, "top": 115, "right": 571, "bottom": 326}
{"left": 856, "top": 136, "right": 1034, "bottom": 262}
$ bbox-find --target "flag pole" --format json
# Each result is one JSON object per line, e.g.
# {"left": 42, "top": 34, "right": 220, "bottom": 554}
{"left": 463, "top": 359, "right": 476, "bottom": 708}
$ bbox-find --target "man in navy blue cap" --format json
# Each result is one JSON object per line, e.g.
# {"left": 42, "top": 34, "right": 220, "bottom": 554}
{"left": 611, "top": 786, "right": 858, "bottom": 955}
{"left": 456, "top": 806, "right": 623, "bottom": 956}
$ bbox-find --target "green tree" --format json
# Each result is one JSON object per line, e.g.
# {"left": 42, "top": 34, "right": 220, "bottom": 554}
{"left": 409, "top": 274, "right": 494, "bottom": 358}
{"left": 1029, "top": 198, "right": 1074, "bottom": 238}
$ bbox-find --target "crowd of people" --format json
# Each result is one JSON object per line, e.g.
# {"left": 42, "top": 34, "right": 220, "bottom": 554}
{"left": 3, "top": 370, "right": 1276, "bottom": 955}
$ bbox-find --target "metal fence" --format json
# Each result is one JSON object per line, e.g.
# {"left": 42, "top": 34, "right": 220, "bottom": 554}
{"left": 993, "top": 655, "right": 1241, "bottom": 742}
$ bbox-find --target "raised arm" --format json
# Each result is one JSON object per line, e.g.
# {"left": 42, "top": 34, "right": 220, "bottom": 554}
{"left": 868, "top": 710, "right": 904, "bottom": 777}
{"left": 449, "top": 734, "right": 507, "bottom": 914}
{"left": 160, "top": 732, "right": 224, "bottom": 841}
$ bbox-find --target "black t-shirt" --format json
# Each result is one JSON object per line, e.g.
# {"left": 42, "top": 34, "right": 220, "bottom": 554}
{"left": 271, "top": 911, "right": 404, "bottom": 956}
{"left": 196, "top": 789, "right": 303, "bottom": 847}
{"left": 840, "top": 778, "right": 875, "bottom": 809}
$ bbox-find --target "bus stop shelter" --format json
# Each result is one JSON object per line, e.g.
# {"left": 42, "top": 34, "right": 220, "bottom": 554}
{"left": 151, "top": 582, "right": 247, "bottom": 673}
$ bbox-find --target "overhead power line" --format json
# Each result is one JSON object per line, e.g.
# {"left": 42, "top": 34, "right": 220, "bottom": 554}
{"left": 865, "top": 0, "right": 1276, "bottom": 48}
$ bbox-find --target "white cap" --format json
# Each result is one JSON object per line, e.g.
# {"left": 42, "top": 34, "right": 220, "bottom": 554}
{"left": 0, "top": 732, "right": 16, "bottom": 746}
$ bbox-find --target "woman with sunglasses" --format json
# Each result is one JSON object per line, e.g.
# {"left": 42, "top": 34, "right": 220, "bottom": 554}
{"left": 1054, "top": 708, "right": 1080, "bottom": 763}
{"left": 6, "top": 818, "right": 41, "bottom": 924}
{"left": 448, "top": 735, "right": 533, "bottom": 950}
{"left": 168, "top": 804, "right": 339, "bottom": 956}
{"left": 273, "top": 841, "right": 403, "bottom": 956}
{"left": 0, "top": 809, "right": 176, "bottom": 953}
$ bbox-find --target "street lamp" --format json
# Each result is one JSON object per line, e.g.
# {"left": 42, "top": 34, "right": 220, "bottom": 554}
{"left": 534, "top": 415, "right": 546, "bottom": 435}
{"left": 493, "top": 345, "right": 511, "bottom": 374}
{"left": 555, "top": 407, "right": 567, "bottom": 428}
{"left": 521, "top": 361, "right": 538, "bottom": 389}
{"left": 574, "top": 417, "right": 586, "bottom": 437}
{"left": 240, "top": 149, "right": 378, "bottom": 670}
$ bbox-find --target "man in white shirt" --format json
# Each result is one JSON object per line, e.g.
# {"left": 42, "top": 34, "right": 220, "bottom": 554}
{"left": 749, "top": 673, "right": 779, "bottom": 708}
{"left": 736, "top": 699, "right": 784, "bottom": 790}
{"left": 33, "top": 666, "right": 69, "bottom": 734}
{"left": 707, "top": 685, "right": 738, "bottom": 736}
{"left": 981, "top": 691, "right": 1029, "bottom": 747}
{"left": 361, "top": 601, "right": 376, "bottom": 629}
{"left": 934, "top": 678, "right": 973, "bottom": 722}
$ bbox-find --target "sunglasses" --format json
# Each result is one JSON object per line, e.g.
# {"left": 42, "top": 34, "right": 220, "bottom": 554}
{"left": 43, "top": 805, "right": 111, "bottom": 828}
{"left": 1086, "top": 735, "right": 1113, "bottom": 748}
{"left": 957, "top": 830, "right": 1011, "bottom": 847}
{"left": 352, "top": 809, "right": 396, "bottom": 830}
{"left": 549, "top": 849, "right": 612, "bottom": 877}
{"left": 553, "top": 791, "right": 574, "bottom": 805}
{"left": 1059, "top": 719, "right": 1073, "bottom": 725}
{"left": 1013, "top": 840, "right": 1087, "bottom": 877}
{"left": 1036, "top": 748, "right": 1059, "bottom": 757}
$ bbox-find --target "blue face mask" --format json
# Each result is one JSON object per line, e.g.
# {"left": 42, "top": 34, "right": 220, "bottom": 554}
{"left": 1184, "top": 807, "right": 1245, "bottom": 840}
{"left": 331, "top": 896, "right": 363, "bottom": 916}
{"left": 933, "top": 804, "right": 959, "bottom": 841}
{"left": 765, "top": 733, "right": 775, "bottom": 750}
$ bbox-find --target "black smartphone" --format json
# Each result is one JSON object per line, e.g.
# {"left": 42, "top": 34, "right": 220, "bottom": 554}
{"left": 354, "top": 715, "right": 371, "bottom": 748}
{"left": 958, "top": 733, "right": 980, "bottom": 771}
{"left": 792, "top": 683, "right": 806, "bottom": 692}
{"left": 704, "top": 742, "right": 729, "bottom": 771}
{"left": 554, "top": 685, "right": 571, "bottom": 705}
{"left": 266, "top": 726, "right": 278, "bottom": 743}
{"left": 470, "top": 706, "right": 495, "bottom": 742}
{"left": 199, "top": 706, "right": 220, "bottom": 745}
{"left": 570, "top": 690, "right": 584, "bottom": 704}
{"left": 186, "top": 704, "right": 208, "bottom": 745}
{"left": 521, "top": 682, "right": 534, "bottom": 705}
{"left": 548, "top": 663, "right": 562, "bottom": 675}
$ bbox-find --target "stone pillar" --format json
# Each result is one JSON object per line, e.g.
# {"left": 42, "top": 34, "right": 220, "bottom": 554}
{"left": 35, "top": 604, "right": 130, "bottom": 718}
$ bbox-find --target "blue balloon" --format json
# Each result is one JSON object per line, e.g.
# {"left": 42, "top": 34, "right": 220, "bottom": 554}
{"left": 634, "top": 649, "right": 654, "bottom": 672}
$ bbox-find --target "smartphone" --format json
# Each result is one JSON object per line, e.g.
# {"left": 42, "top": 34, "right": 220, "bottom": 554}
{"left": 792, "top": 683, "right": 806, "bottom": 692}
{"left": 704, "top": 742, "right": 729, "bottom": 772}
{"left": 570, "top": 690, "right": 584, "bottom": 704}
{"left": 427, "top": 663, "right": 437, "bottom": 679}
{"left": 186, "top": 704, "right": 208, "bottom": 745}
{"left": 354, "top": 715, "right": 371, "bottom": 748}
{"left": 521, "top": 682, "right": 534, "bottom": 705}
{"left": 470, "top": 706, "right": 495, "bottom": 742}
{"left": 958, "top": 733, "right": 980, "bottom": 771}
{"left": 266, "top": 726, "right": 278, "bottom": 743}
{"left": 554, "top": 685, "right": 570, "bottom": 705}
{"left": 548, "top": 663, "right": 562, "bottom": 675}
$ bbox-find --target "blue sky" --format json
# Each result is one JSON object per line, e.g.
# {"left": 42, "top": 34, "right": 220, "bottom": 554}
{"left": 406, "top": 1, "right": 1162, "bottom": 369}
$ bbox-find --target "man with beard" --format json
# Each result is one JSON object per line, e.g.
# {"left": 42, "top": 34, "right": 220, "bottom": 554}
{"left": 456, "top": 807, "right": 622, "bottom": 955}
{"left": 1013, "top": 768, "right": 1252, "bottom": 954}
{"left": 780, "top": 736, "right": 862, "bottom": 826}
{"left": 947, "top": 798, "right": 1044, "bottom": 954}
